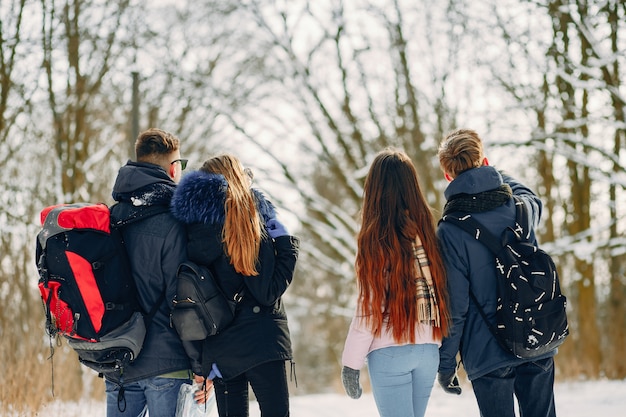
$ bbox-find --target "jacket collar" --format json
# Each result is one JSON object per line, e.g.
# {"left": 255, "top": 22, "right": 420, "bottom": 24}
{"left": 171, "top": 170, "right": 276, "bottom": 225}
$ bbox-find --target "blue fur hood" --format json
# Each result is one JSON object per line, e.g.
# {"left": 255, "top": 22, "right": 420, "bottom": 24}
{"left": 170, "top": 170, "right": 276, "bottom": 225}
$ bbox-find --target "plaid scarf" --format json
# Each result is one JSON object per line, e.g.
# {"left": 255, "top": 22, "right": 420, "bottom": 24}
{"left": 413, "top": 239, "right": 440, "bottom": 327}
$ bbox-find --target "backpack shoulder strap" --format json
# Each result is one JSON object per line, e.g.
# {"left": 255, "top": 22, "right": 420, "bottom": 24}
{"left": 109, "top": 203, "right": 170, "bottom": 320}
{"left": 512, "top": 196, "right": 532, "bottom": 240}
{"left": 441, "top": 212, "right": 507, "bottom": 346}
{"left": 468, "top": 289, "right": 499, "bottom": 336}
{"left": 440, "top": 212, "right": 502, "bottom": 255}
{"left": 145, "top": 290, "right": 166, "bottom": 325}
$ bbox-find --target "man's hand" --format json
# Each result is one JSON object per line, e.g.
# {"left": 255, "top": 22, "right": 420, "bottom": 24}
{"left": 438, "top": 370, "right": 462, "bottom": 395}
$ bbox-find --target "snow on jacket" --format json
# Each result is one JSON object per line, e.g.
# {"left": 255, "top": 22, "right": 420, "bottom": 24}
{"left": 436, "top": 165, "right": 555, "bottom": 381}
{"left": 107, "top": 160, "right": 191, "bottom": 384}
{"left": 170, "top": 170, "right": 300, "bottom": 379}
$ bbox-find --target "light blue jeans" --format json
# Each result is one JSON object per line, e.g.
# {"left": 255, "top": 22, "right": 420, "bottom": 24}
{"left": 367, "top": 344, "right": 439, "bottom": 417}
{"left": 105, "top": 376, "right": 191, "bottom": 417}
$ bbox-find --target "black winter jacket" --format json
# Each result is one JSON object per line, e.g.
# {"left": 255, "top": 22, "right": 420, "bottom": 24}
{"left": 170, "top": 170, "right": 299, "bottom": 380}
{"left": 107, "top": 160, "right": 191, "bottom": 384}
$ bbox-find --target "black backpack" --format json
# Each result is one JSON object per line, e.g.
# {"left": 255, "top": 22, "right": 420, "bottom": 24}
{"left": 36, "top": 203, "right": 167, "bottom": 376}
{"left": 170, "top": 261, "right": 245, "bottom": 341}
{"left": 441, "top": 196, "right": 569, "bottom": 359}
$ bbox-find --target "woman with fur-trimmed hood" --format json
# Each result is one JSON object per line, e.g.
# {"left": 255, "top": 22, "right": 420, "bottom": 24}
{"left": 171, "top": 153, "right": 299, "bottom": 417}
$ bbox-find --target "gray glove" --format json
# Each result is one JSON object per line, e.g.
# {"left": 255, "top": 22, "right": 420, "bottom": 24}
{"left": 341, "top": 366, "right": 362, "bottom": 399}
{"left": 438, "top": 370, "right": 462, "bottom": 395}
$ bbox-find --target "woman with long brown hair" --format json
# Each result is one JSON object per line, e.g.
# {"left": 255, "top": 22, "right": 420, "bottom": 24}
{"left": 341, "top": 148, "right": 451, "bottom": 417}
{"left": 171, "top": 153, "right": 299, "bottom": 417}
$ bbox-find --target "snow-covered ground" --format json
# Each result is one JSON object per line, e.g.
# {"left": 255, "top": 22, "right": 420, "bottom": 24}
{"left": 26, "top": 379, "right": 625, "bottom": 416}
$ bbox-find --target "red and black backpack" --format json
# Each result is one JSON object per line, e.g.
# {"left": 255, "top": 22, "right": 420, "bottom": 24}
{"left": 36, "top": 203, "right": 166, "bottom": 376}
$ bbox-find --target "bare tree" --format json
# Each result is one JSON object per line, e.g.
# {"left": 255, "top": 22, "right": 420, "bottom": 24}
{"left": 223, "top": 0, "right": 626, "bottom": 387}
{"left": 602, "top": 0, "right": 626, "bottom": 379}
{"left": 0, "top": 0, "right": 95, "bottom": 411}
{"left": 200, "top": 0, "right": 466, "bottom": 391}
{"left": 41, "top": 0, "right": 136, "bottom": 202}
{"left": 541, "top": 0, "right": 625, "bottom": 379}
{"left": 465, "top": 0, "right": 626, "bottom": 378}
{"left": 2, "top": 1, "right": 624, "bottom": 412}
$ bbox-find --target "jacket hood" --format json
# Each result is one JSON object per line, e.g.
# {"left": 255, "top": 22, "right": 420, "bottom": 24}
{"left": 111, "top": 161, "right": 176, "bottom": 211}
{"left": 170, "top": 170, "right": 276, "bottom": 225}
{"left": 444, "top": 165, "right": 503, "bottom": 200}
{"left": 112, "top": 160, "right": 176, "bottom": 200}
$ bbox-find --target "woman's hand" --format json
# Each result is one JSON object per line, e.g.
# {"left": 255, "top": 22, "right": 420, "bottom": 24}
{"left": 193, "top": 374, "right": 214, "bottom": 404}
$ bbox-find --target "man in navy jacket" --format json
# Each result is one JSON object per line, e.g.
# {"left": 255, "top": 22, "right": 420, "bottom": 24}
{"left": 436, "top": 129, "right": 557, "bottom": 417}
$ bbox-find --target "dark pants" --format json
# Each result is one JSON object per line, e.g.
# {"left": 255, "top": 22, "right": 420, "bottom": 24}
{"left": 471, "top": 357, "right": 557, "bottom": 417}
{"left": 214, "top": 360, "right": 289, "bottom": 417}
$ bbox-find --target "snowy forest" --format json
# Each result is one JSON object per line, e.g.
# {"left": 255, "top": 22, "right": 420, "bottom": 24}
{"left": 1, "top": 0, "right": 625, "bottom": 414}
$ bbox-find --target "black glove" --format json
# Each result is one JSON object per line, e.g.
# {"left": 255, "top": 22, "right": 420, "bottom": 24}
{"left": 438, "top": 370, "right": 462, "bottom": 395}
{"left": 341, "top": 366, "right": 362, "bottom": 399}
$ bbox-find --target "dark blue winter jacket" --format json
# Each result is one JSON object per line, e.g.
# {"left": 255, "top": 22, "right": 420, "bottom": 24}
{"left": 107, "top": 160, "right": 191, "bottom": 384}
{"left": 437, "top": 166, "right": 555, "bottom": 380}
{"left": 170, "top": 170, "right": 299, "bottom": 379}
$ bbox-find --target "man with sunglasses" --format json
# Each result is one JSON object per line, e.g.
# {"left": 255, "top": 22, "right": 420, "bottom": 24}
{"left": 106, "top": 128, "right": 195, "bottom": 417}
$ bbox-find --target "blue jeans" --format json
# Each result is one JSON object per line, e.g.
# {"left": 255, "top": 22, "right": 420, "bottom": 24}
{"left": 105, "top": 376, "right": 191, "bottom": 417}
{"left": 367, "top": 344, "right": 439, "bottom": 417}
{"left": 471, "top": 357, "right": 557, "bottom": 417}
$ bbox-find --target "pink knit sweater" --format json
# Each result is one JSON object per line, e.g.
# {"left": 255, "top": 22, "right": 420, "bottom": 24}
{"left": 341, "top": 313, "right": 441, "bottom": 370}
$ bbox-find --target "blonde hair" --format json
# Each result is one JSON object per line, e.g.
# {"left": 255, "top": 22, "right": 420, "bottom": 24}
{"left": 200, "top": 154, "right": 262, "bottom": 276}
{"left": 438, "top": 129, "right": 484, "bottom": 178}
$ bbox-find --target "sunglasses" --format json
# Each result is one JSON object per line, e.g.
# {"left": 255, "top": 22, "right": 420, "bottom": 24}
{"left": 171, "top": 158, "right": 188, "bottom": 170}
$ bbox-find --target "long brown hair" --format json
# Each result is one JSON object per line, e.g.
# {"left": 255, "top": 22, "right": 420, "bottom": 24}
{"left": 201, "top": 154, "right": 263, "bottom": 276}
{"left": 356, "top": 148, "right": 451, "bottom": 342}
